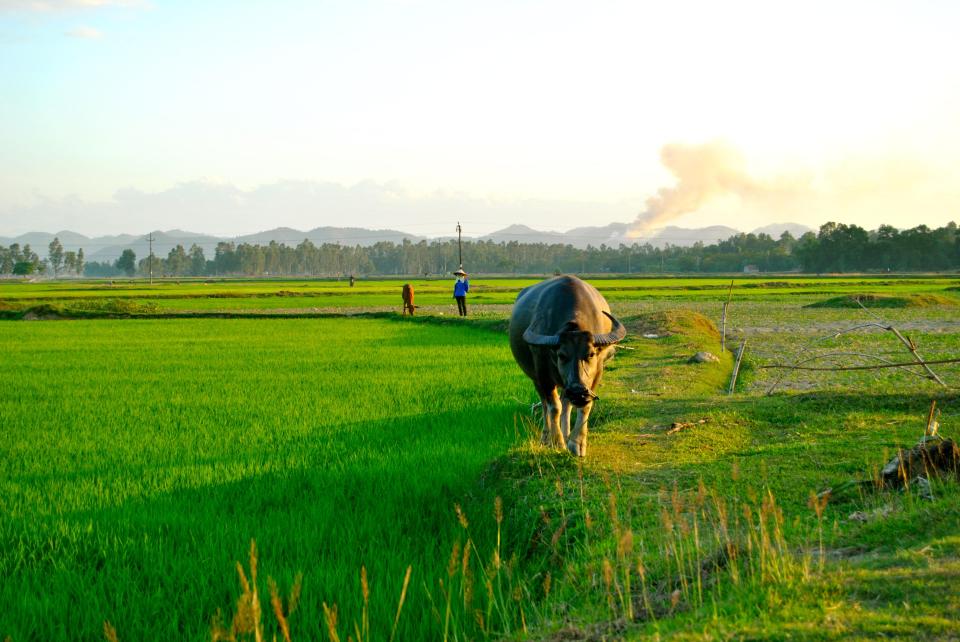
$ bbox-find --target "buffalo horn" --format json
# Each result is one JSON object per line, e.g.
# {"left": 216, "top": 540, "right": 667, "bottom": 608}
{"left": 523, "top": 327, "right": 561, "bottom": 346}
{"left": 593, "top": 311, "right": 626, "bottom": 346}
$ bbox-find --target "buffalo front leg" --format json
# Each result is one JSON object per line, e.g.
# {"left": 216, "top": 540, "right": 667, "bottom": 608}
{"left": 566, "top": 401, "right": 593, "bottom": 457}
{"left": 538, "top": 387, "right": 564, "bottom": 447}
{"left": 560, "top": 397, "right": 573, "bottom": 442}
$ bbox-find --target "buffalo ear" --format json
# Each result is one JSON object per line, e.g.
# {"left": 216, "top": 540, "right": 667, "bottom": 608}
{"left": 523, "top": 327, "right": 561, "bottom": 346}
{"left": 592, "top": 312, "right": 626, "bottom": 346}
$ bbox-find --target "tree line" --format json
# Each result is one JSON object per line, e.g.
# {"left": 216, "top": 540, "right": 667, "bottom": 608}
{"left": 2, "top": 221, "right": 957, "bottom": 278}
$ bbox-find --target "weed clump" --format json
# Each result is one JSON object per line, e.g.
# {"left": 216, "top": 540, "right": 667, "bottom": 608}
{"left": 806, "top": 293, "right": 957, "bottom": 309}
{"left": 12, "top": 298, "right": 161, "bottom": 319}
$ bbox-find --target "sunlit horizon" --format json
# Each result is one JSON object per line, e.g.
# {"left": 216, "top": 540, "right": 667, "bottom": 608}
{"left": 2, "top": 0, "right": 959, "bottom": 237}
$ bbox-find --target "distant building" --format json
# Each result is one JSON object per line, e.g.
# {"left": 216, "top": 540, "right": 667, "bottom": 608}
{"left": 743, "top": 264, "right": 760, "bottom": 274}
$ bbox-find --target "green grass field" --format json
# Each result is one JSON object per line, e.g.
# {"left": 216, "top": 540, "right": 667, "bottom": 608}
{"left": 2, "top": 276, "right": 959, "bottom": 641}
{"left": 1, "top": 275, "right": 958, "bottom": 313}
{"left": 0, "top": 317, "right": 531, "bottom": 641}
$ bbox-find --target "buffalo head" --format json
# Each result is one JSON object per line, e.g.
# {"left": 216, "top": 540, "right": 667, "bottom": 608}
{"left": 522, "top": 311, "right": 626, "bottom": 407}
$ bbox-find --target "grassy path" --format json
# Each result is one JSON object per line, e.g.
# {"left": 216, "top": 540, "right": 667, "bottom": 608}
{"left": 479, "top": 310, "right": 960, "bottom": 640}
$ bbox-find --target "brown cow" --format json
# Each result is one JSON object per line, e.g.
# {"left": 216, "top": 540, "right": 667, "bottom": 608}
{"left": 402, "top": 283, "right": 416, "bottom": 315}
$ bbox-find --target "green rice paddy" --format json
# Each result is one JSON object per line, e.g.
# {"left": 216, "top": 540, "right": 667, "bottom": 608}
{"left": 0, "top": 318, "right": 530, "bottom": 641}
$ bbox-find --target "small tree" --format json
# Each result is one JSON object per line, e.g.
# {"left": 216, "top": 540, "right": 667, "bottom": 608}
{"left": 115, "top": 249, "right": 137, "bottom": 277}
{"left": 76, "top": 248, "right": 85, "bottom": 277}
{"left": 48, "top": 237, "right": 64, "bottom": 277}
{"left": 138, "top": 255, "right": 162, "bottom": 277}
{"left": 13, "top": 261, "right": 35, "bottom": 275}
{"left": 167, "top": 244, "right": 189, "bottom": 276}
{"left": 63, "top": 251, "right": 77, "bottom": 275}
{"left": 0, "top": 246, "right": 12, "bottom": 273}
{"left": 189, "top": 244, "right": 207, "bottom": 276}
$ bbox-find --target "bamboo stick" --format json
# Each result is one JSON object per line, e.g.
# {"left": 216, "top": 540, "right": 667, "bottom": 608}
{"left": 728, "top": 339, "right": 747, "bottom": 394}
{"left": 720, "top": 280, "right": 733, "bottom": 353}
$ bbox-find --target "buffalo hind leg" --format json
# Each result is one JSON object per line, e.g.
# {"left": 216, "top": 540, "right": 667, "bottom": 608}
{"left": 567, "top": 401, "right": 593, "bottom": 457}
{"left": 538, "top": 387, "right": 564, "bottom": 447}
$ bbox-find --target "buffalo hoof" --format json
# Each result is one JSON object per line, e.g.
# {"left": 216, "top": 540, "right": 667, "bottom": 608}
{"left": 566, "top": 440, "right": 586, "bottom": 457}
{"left": 541, "top": 433, "right": 565, "bottom": 449}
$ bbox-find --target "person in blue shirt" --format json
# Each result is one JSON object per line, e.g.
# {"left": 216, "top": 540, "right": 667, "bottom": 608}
{"left": 453, "top": 268, "right": 469, "bottom": 316}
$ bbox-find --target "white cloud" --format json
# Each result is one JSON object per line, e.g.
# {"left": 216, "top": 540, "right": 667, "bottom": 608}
{"left": 64, "top": 24, "right": 100, "bottom": 38}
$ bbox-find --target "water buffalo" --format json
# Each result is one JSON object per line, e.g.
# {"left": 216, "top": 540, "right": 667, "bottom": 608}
{"left": 402, "top": 283, "right": 416, "bottom": 315}
{"left": 509, "top": 276, "right": 626, "bottom": 457}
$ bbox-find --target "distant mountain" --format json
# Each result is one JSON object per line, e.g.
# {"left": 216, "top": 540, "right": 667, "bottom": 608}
{"left": 566, "top": 222, "right": 632, "bottom": 246}
{"left": 750, "top": 223, "right": 813, "bottom": 238}
{"left": 86, "top": 230, "right": 224, "bottom": 262}
{"left": 2, "top": 221, "right": 814, "bottom": 261}
{"left": 645, "top": 225, "right": 740, "bottom": 247}
{"left": 0, "top": 227, "right": 428, "bottom": 263}
{"left": 481, "top": 223, "right": 741, "bottom": 249}
{"left": 0, "top": 230, "right": 92, "bottom": 252}
{"left": 235, "top": 226, "right": 424, "bottom": 246}
{"left": 480, "top": 222, "right": 799, "bottom": 248}
{"left": 480, "top": 224, "right": 567, "bottom": 244}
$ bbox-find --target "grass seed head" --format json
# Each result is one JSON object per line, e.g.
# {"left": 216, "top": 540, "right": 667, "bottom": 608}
{"left": 322, "top": 602, "right": 340, "bottom": 642}
{"left": 617, "top": 528, "right": 634, "bottom": 560}
{"left": 249, "top": 539, "right": 258, "bottom": 584}
{"left": 103, "top": 621, "right": 119, "bottom": 642}
{"left": 289, "top": 573, "right": 303, "bottom": 616}
{"left": 455, "top": 504, "right": 469, "bottom": 530}
{"left": 269, "top": 577, "right": 291, "bottom": 642}
{"left": 808, "top": 492, "right": 829, "bottom": 519}
{"left": 448, "top": 540, "right": 461, "bottom": 578}
{"left": 361, "top": 566, "right": 369, "bottom": 605}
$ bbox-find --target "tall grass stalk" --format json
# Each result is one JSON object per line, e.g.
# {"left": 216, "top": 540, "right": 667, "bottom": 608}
{"left": 202, "top": 483, "right": 815, "bottom": 641}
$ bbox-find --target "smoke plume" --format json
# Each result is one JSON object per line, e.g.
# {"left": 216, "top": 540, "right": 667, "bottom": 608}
{"left": 629, "top": 141, "right": 805, "bottom": 236}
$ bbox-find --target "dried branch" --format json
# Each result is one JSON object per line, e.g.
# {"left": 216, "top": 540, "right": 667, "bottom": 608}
{"left": 852, "top": 297, "right": 946, "bottom": 386}
{"left": 760, "top": 356, "right": 960, "bottom": 372}
{"left": 771, "top": 351, "right": 933, "bottom": 378}
{"left": 765, "top": 296, "right": 953, "bottom": 394}
{"left": 887, "top": 326, "right": 947, "bottom": 386}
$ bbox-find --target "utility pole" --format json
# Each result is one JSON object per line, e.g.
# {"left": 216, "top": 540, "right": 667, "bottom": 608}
{"left": 146, "top": 232, "right": 154, "bottom": 284}
{"left": 456, "top": 222, "right": 463, "bottom": 270}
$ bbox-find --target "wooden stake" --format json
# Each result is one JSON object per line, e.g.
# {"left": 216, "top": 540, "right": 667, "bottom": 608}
{"left": 925, "top": 400, "right": 938, "bottom": 437}
{"left": 728, "top": 339, "right": 747, "bottom": 395}
{"left": 720, "top": 280, "right": 733, "bottom": 353}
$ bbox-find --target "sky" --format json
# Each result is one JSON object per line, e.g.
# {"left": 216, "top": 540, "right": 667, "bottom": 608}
{"left": 1, "top": 0, "right": 959, "bottom": 238}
